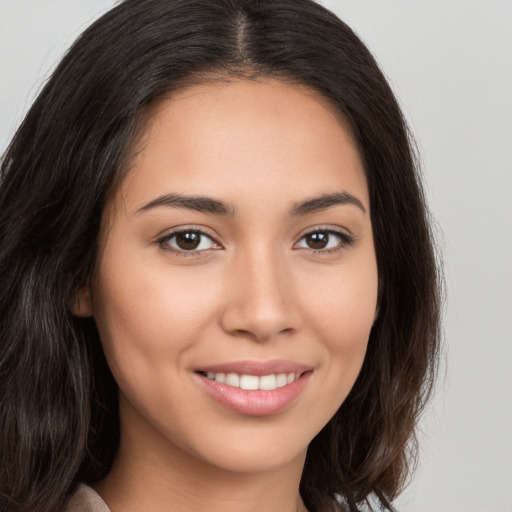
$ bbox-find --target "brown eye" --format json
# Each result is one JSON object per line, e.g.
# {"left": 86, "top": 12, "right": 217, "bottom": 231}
{"left": 304, "top": 232, "right": 330, "bottom": 250}
{"left": 160, "top": 229, "right": 219, "bottom": 254}
{"left": 175, "top": 231, "right": 201, "bottom": 250}
{"left": 295, "top": 229, "right": 354, "bottom": 252}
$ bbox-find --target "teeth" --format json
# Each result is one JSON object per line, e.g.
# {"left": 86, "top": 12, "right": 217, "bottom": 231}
{"left": 259, "top": 374, "right": 277, "bottom": 390}
{"left": 225, "top": 373, "right": 240, "bottom": 387}
{"left": 204, "top": 372, "right": 300, "bottom": 390}
{"left": 276, "top": 374, "right": 288, "bottom": 388}
{"left": 240, "top": 375, "right": 259, "bottom": 390}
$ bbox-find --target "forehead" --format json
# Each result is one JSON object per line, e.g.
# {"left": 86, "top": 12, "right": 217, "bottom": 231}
{"left": 115, "top": 78, "right": 368, "bottom": 214}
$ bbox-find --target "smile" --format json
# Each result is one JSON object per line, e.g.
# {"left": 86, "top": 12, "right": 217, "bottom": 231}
{"left": 201, "top": 372, "right": 300, "bottom": 390}
{"left": 195, "top": 360, "right": 313, "bottom": 416}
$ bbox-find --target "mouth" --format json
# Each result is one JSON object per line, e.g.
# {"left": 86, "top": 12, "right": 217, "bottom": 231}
{"left": 197, "top": 370, "right": 304, "bottom": 390}
{"left": 194, "top": 360, "right": 313, "bottom": 416}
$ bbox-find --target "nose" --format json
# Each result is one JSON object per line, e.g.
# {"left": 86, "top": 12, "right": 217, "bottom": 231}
{"left": 219, "top": 246, "right": 302, "bottom": 342}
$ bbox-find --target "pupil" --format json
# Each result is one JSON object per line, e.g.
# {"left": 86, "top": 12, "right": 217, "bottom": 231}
{"left": 176, "top": 232, "right": 200, "bottom": 250}
{"left": 307, "top": 232, "right": 328, "bottom": 249}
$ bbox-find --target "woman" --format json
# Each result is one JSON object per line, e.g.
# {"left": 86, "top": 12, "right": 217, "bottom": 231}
{"left": 0, "top": 1, "right": 441, "bottom": 511}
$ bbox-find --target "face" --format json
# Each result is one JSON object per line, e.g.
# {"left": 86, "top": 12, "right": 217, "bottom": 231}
{"left": 80, "top": 79, "right": 378, "bottom": 476}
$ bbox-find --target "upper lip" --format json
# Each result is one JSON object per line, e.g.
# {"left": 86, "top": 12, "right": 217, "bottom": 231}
{"left": 195, "top": 359, "right": 313, "bottom": 376}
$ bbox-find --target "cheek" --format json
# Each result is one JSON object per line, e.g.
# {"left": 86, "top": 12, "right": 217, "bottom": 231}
{"left": 91, "top": 253, "right": 223, "bottom": 376}
{"left": 90, "top": 258, "right": 220, "bottom": 439}
{"left": 303, "top": 257, "right": 378, "bottom": 398}
{"left": 306, "top": 255, "right": 378, "bottom": 340}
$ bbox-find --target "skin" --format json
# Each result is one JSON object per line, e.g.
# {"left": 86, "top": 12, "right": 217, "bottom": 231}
{"left": 77, "top": 79, "right": 379, "bottom": 512}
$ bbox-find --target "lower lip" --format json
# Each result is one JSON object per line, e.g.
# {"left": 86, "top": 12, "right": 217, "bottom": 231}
{"left": 196, "top": 372, "right": 312, "bottom": 416}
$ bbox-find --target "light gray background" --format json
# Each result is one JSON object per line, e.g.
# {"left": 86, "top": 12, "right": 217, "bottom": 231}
{"left": 1, "top": 1, "right": 511, "bottom": 511}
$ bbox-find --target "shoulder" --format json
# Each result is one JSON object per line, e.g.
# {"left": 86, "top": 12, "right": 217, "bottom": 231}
{"left": 63, "top": 484, "right": 111, "bottom": 512}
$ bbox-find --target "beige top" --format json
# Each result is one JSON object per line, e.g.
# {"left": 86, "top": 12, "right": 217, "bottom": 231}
{"left": 63, "top": 483, "right": 348, "bottom": 511}
{"left": 63, "top": 484, "right": 111, "bottom": 512}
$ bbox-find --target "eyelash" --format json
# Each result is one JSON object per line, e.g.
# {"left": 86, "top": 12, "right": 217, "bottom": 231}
{"left": 296, "top": 227, "right": 355, "bottom": 255}
{"left": 156, "top": 226, "right": 355, "bottom": 257}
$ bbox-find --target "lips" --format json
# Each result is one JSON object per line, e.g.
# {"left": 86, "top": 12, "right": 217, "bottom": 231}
{"left": 196, "top": 360, "right": 311, "bottom": 376}
{"left": 194, "top": 360, "right": 313, "bottom": 416}
{"left": 202, "top": 371, "right": 299, "bottom": 390}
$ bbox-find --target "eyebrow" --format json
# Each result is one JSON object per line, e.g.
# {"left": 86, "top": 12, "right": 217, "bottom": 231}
{"left": 136, "top": 193, "right": 236, "bottom": 216}
{"left": 290, "top": 192, "right": 366, "bottom": 215}
{"left": 136, "top": 191, "right": 366, "bottom": 216}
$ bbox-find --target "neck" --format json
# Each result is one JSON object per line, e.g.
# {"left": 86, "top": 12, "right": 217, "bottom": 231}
{"left": 93, "top": 399, "right": 309, "bottom": 512}
{"left": 94, "top": 446, "right": 308, "bottom": 512}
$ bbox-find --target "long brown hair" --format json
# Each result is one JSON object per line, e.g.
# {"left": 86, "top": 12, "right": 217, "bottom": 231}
{"left": 0, "top": 1, "right": 442, "bottom": 511}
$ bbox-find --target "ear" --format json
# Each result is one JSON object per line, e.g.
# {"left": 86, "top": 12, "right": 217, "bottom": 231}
{"left": 71, "top": 284, "right": 93, "bottom": 317}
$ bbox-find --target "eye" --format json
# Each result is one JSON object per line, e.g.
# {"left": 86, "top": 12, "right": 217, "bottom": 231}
{"left": 295, "top": 228, "right": 354, "bottom": 252}
{"left": 157, "top": 229, "right": 221, "bottom": 254}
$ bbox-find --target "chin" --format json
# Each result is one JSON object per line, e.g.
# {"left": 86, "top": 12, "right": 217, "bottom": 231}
{"left": 199, "top": 441, "right": 307, "bottom": 475}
